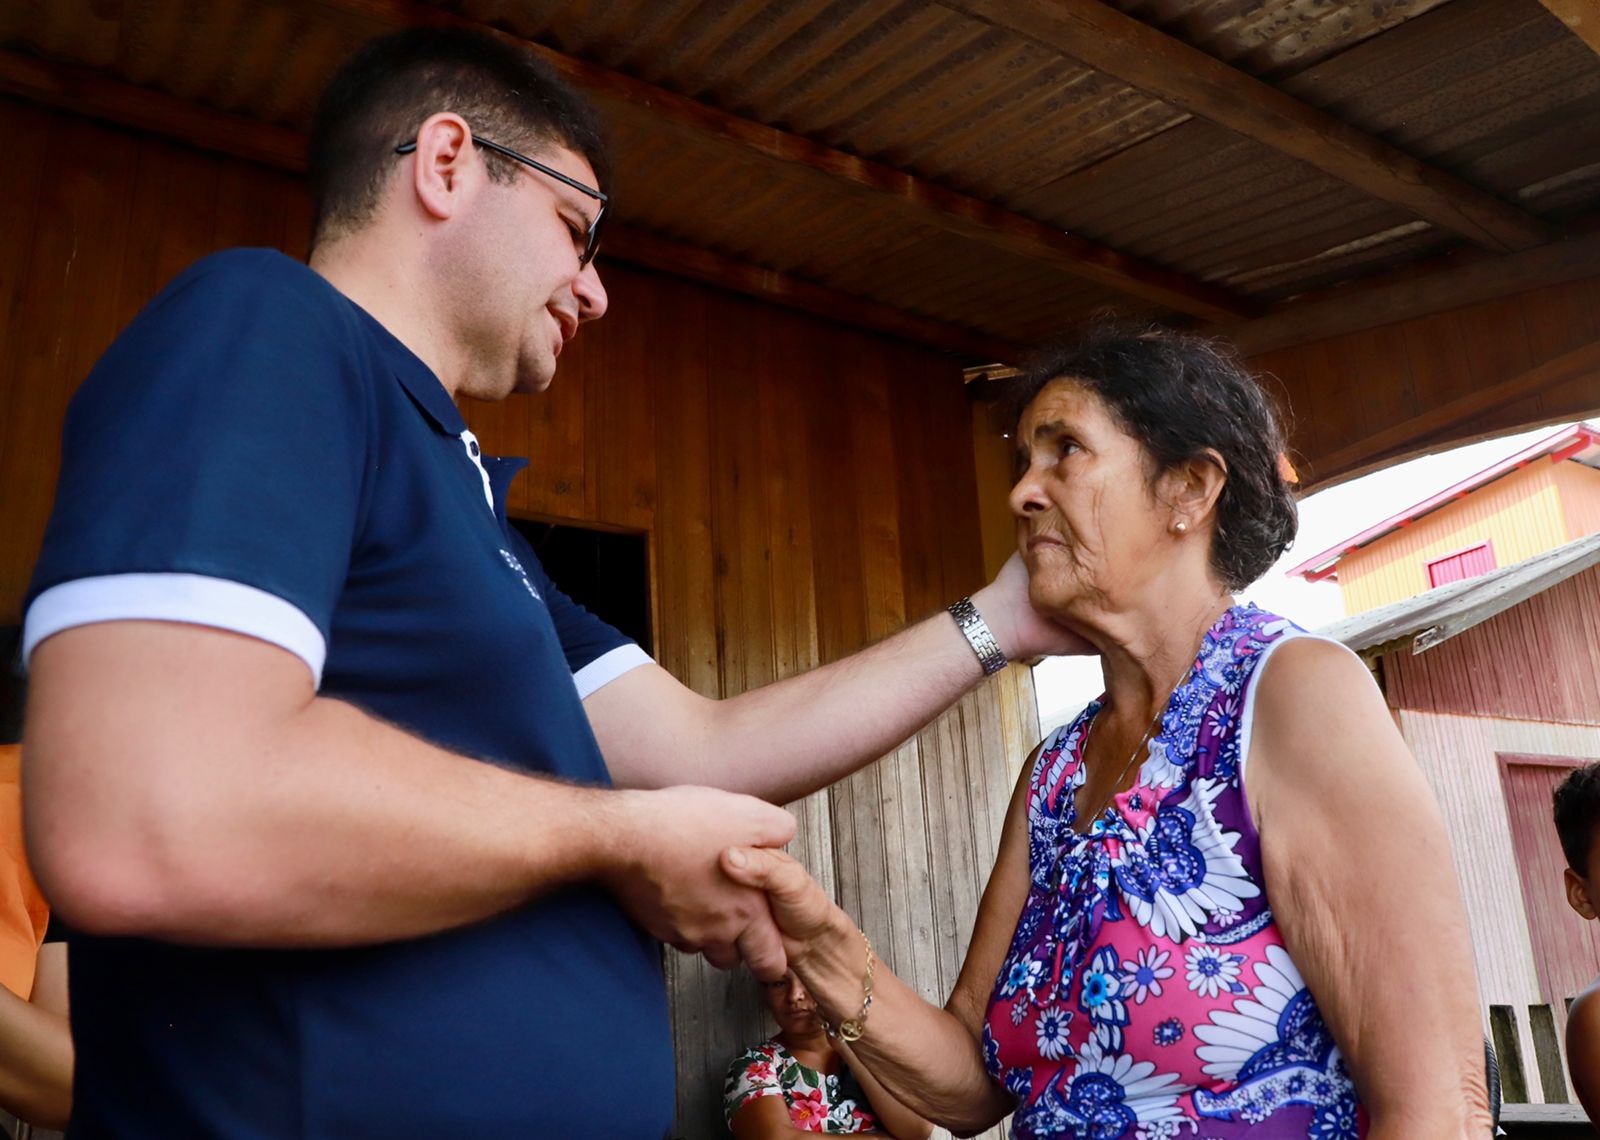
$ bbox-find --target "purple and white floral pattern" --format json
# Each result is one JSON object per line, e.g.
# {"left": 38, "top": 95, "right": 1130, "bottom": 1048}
{"left": 983, "top": 606, "right": 1365, "bottom": 1138}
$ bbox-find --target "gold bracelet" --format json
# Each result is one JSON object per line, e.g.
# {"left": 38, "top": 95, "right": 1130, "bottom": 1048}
{"left": 821, "top": 932, "right": 875, "bottom": 1042}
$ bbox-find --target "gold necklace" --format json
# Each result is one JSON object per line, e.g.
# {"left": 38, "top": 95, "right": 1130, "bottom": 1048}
{"left": 1072, "top": 700, "right": 1166, "bottom": 834}
{"left": 1072, "top": 610, "right": 1227, "bottom": 833}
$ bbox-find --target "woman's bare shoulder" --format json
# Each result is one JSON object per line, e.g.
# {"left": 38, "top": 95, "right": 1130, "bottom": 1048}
{"left": 1251, "top": 635, "right": 1380, "bottom": 729}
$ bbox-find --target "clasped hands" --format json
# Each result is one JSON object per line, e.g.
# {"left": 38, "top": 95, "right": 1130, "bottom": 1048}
{"left": 607, "top": 553, "right": 1086, "bottom": 979}
{"left": 601, "top": 785, "right": 836, "bottom": 982}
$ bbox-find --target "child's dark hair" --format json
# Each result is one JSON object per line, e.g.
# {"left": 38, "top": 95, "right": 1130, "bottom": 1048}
{"left": 1553, "top": 762, "right": 1600, "bottom": 874}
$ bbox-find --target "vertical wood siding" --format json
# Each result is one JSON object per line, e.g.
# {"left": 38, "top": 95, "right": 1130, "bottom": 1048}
{"left": 0, "top": 98, "right": 1019, "bottom": 1139}
{"left": 0, "top": 99, "right": 312, "bottom": 622}
{"left": 1334, "top": 461, "right": 1570, "bottom": 613}
{"left": 1553, "top": 459, "right": 1600, "bottom": 541}
{"left": 1384, "top": 564, "right": 1600, "bottom": 724}
{"left": 1500, "top": 756, "right": 1600, "bottom": 1019}
{"left": 1394, "top": 711, "right": 1600, "bottom": 1103}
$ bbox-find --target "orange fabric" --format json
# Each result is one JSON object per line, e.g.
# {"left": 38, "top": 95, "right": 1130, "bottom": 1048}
{"left": 0, "top": 744, "right": 48, "bottom": 999}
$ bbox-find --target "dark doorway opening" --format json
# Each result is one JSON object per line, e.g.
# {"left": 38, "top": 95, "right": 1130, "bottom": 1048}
{"left": 509, "top": 519, "right": 652, "bottom": 656}
{"left": 0, "top": 626, "right": 21, "bottom": 744}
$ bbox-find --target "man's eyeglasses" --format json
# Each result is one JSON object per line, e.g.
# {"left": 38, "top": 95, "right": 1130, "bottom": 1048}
{"left": 395, "top": 135, "right": 608, "bottom": 267}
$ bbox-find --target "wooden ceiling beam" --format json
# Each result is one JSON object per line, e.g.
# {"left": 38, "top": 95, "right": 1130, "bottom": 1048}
{"left": 0, "top": 49, "right": 1015, "bottom": 363}
{"left": 1224, "top": 225, "right": 1600, "bottom": 355}
{"left": 601, "top": 229, "right": 1019, "bottom": 361}
{"left": 1304, "top": 338, "right": 1600, "bottom": 486}
{"left": 292, "top": 0, "right": 1255, "bottom": 322}
{"left": 0, "top": 49, "right": 308, "bottom": 171}
{"left": 938, "top": 0, "right": 1558, "bottom": 254}
{"left": 1538, "top": 0, "right": 1600, "bottom": 58}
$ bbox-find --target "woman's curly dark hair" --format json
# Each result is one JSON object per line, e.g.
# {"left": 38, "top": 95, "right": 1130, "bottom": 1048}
{"left": 998, "top": 323, "right": 1299, "bottom": 591}
{"left": 1554, "top": 762, "right": 1600, "bottom": 874}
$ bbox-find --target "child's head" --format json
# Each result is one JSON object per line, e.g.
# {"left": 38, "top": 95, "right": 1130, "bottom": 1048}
{"left": 1554, "top": 762, "right": 1600, "bottom": 920}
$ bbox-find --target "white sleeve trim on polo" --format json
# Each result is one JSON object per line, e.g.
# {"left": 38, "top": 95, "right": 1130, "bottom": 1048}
{"left": 23, "top": 573, "right": 328, "bottom": 686}
{"left": 573, "top": 644, "right": 653, "bottom": 700}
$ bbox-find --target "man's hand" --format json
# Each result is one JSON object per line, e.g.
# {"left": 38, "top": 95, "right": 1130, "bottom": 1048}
{"left": 970, "top": 552, "right": 1092, "bottom": 661}
{"left": 718, "top": 845, "right": 847, "bottom": 966}
{"left": 603, "top": 787, "right": 797, "bottom": 979}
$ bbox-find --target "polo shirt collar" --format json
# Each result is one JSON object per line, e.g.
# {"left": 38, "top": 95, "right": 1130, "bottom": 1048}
{"left": 355, "top": 310, "right": 529, "bottom": 519}
{"left": 390, "top": 355, "right": 467, "bottom": 437}
{"left": 483, "top": 456, "right": 530, "bottom": 523}
{"left": 337, "top": 288, "right": 469, "bottom": 438}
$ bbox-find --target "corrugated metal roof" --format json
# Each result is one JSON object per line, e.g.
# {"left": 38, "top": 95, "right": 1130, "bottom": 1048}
{"left": 2, "top": 0, "right": 1595, "bottom": 349}
{"left": 1318, "top": 530, "right": 1600, "bottom": 657}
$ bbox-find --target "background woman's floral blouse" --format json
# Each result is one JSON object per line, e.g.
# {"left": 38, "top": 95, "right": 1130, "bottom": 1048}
{"left": 724, "top": 1039, "right": 882, "bottom": 1134}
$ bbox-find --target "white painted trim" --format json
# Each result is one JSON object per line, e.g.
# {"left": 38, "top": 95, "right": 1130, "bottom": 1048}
{"left": 23, "top": 573, "right": 326, "bottom": 686}
{"left": 574, "top": 644, "right": 653, "bottom": 700}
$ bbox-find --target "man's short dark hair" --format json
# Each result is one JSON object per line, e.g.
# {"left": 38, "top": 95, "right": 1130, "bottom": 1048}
{"left": 308, "top": 27, "right": 610, "bottom": 250}
{"left": 1555, "top": 762, "right": 1600, "bottom": 875}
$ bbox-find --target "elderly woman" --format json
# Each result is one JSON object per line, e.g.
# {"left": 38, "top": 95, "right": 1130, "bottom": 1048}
{"left": 724, "top": 327, "right": 1493, "bottom": 1139}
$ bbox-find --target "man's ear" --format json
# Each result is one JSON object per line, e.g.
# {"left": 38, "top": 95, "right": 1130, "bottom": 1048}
{"left": 407, "top": 112, "right": 476, "bottom": 222}
{"left": 1159, "top": 449, "right": 1228, "bottom": 534}
{"left": 1567, "top": 867, "right": 1597, "bottom": 921}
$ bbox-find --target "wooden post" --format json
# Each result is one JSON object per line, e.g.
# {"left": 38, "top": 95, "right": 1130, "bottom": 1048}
{"left": 1491, "top": 1004, "right": 1531, "bottom": 1104}
{"left": 1529, "top": 1004, "right": 1570, "bottom": 1104}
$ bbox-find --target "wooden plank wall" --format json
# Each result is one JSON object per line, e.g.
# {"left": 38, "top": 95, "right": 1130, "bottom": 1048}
{"left": 1384, "top": 564, "right": 1600, "bottom": 724}
{"left": 465, "top": 270, "right": 1017, "bottom": 1138}
{"left": 1501, "top": 755, "right": 1600, "bottom": 1031}
{"left": 1249, "top": 277, "right": 1600, "bottom": 488}
{"left": 0, "top": 98, "right": 1020, "bottom": 1140}
{"left": 0, "top": 98, "right": 313, "bottom": 621}
{"left": 1554, "top": 461, "right": 1600, "bottom": 541}
{"left": 1394, "top": 708, "right": 1600, "bottom": 1104}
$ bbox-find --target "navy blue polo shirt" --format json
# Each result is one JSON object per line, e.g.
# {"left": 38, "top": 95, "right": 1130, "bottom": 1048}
{"left": 24, "top": 249, "right": 671, "bottom": 1137}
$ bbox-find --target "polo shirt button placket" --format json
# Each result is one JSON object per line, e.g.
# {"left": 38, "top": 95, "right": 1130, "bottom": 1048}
{"left": 457, "top": 429, "right": 495, "bottom": 513}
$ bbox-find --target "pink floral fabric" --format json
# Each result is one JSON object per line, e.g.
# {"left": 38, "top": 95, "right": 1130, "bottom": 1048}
{"left": 723, "top": 1039, "right": 881, "bottom": 1133}
{"left": 983, "top": 606, "right": 1367, "bottom": 1139}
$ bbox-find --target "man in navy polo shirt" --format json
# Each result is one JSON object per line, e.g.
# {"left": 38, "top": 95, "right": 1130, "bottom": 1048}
{"left": 21, "top": 27, "right": 1079, "bottom": 1138}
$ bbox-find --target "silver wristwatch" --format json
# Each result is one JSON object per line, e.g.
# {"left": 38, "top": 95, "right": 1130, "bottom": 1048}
{"left": 948, "top": 596, "right": 1008, "bottom": 676}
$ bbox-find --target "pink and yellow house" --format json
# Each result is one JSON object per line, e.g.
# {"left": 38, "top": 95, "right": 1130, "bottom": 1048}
{"left": 1289, "top": 423, "right": 1600, "bottom": 615}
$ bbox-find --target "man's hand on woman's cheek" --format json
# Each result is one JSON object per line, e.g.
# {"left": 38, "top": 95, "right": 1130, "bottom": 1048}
{"left": 972, "top": 552, "right": 1093, "bottom": 661}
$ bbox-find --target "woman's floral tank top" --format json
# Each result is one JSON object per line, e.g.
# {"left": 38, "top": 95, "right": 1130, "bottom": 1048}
{"left": 983, "top": 605, "right": 1366, "bottom": 1139}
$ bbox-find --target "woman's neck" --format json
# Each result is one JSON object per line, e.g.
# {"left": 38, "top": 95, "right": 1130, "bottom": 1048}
{"left": 1087, "top": 588, "right": 1235, "bottom": 727}
{"left": 776, "top": 1029, "right": 836, "bottom": 1070}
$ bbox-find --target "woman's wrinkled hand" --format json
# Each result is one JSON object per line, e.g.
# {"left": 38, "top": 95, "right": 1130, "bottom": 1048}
{"left": 720, "top": 846, "right": 848, "bottom": 968}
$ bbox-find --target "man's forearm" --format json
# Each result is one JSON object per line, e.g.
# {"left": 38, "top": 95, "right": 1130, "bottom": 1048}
{"left": 33, "top": 689, "right": 625, "bottom": 946}
{"left": 589, "top": 604, "right": 988, "bottom": 801}
{"left": 591, "top": 554, "right": 1081, "bottom": 802}
{"left": 704, "top": 602, "right": 987, "bottom": 803}
{"left": 30, "top": 622, "right": 798, "bottom": 963}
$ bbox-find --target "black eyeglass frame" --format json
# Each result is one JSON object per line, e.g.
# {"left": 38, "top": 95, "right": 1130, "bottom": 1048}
{"left": 395, "top": 136, "right": 608, "bottom": 267}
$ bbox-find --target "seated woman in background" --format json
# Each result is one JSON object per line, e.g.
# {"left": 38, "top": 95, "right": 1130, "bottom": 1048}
{"left": 724, "top": 326, "right": 1494, "bottom": 1138}
{"left": 725, "top": 969, "right": 932, "bottom": 1138}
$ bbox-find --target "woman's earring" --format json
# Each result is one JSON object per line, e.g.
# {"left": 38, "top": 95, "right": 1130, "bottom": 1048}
{"left": 1173, "top": 520, "right": 1188, "bottom": 534}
